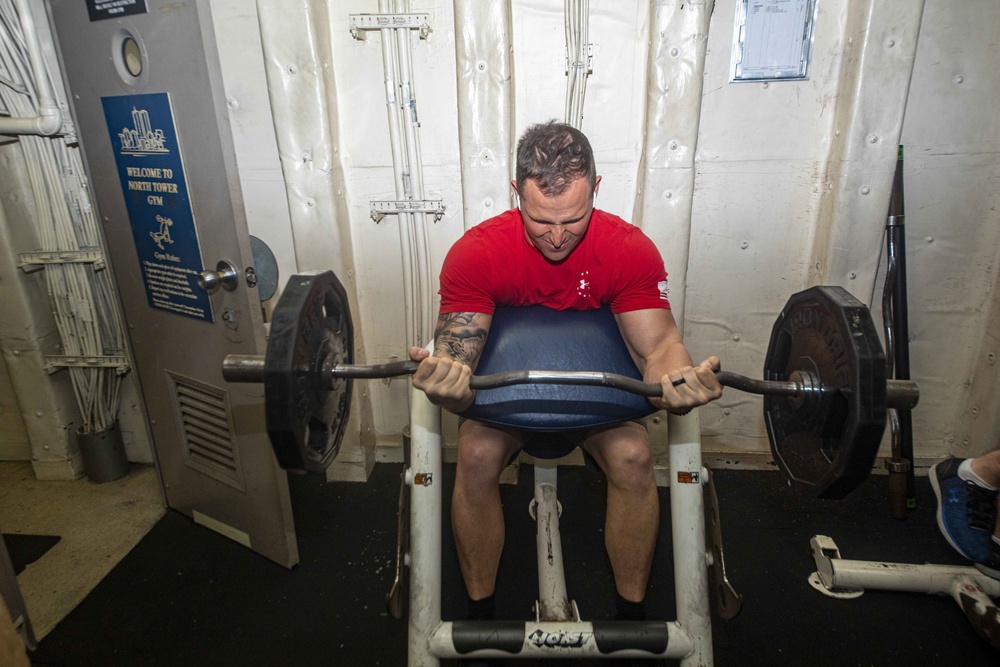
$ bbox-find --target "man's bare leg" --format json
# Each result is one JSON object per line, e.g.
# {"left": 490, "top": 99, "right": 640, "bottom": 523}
{"left": 452, "top": 419, "right": 523, "bottom": 600}
{"left": 584, "top": 421, "right": 658, "bottom": 602}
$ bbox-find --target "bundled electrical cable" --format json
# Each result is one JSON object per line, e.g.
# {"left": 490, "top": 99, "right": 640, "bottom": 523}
{"left": 0, "top": 0, "right": 126, "bottom": 434}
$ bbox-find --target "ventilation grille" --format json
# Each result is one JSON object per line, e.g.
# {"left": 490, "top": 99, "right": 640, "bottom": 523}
{"left": 169, "top": 372, "right": 244, "bottom": 491}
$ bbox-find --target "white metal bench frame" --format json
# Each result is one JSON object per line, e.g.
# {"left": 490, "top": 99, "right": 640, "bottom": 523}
{"left": 406, "top": 378, "right": 713, "bottom": 665}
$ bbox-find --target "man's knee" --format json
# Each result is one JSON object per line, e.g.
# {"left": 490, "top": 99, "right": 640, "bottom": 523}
{"left": 607, "top": 442, "right": 655, "bottom": 487}
{"left": 456, "top": 421, "right": 520, "bottom": 487}
{"left": 587, "top": 425, "right": 654, "bottom": 488}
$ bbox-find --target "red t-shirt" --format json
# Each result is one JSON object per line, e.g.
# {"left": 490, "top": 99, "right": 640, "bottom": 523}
{"left": 439, "top": 209, "right": 670, "bottom": 314}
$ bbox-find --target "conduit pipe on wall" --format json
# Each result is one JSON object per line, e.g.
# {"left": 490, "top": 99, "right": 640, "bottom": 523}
{"left": 564, "top": 0, "right": 589, "bottom": 129}
{"left": 631, "top": 0, "right": 714, "bottom": 332}
{"left": 0, "top": 0, "right": 61, "bottom": 136}
{"left": 395, "top": 0, "right": 433, "bottom": 347}
{"left": 452, "top": 0, "right": 514, "bottom": 230}
{"left": 378, "top": 2, "right": 418, "bottom": 350}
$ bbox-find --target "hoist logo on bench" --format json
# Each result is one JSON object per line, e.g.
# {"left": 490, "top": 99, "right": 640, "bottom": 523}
{"left": 677, "top": 470, "right": 700, "bottom": 484}
{"left": 528, "top": 629, "right": 592, "bottom": 649}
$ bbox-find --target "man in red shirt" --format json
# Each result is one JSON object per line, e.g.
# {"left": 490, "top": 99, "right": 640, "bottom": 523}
{"left": 409, "top": 121, "right": 722, "bottom": 624}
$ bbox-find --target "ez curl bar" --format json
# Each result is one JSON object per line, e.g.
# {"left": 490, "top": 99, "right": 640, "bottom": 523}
{"left": 223, "top": 355, "right": 918, "bottom": 407}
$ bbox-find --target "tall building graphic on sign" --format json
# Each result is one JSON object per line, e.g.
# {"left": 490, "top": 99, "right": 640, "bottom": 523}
{"left": 118, "top": 107, "right": 168, "bottom": 154}
{"left": 133, "top": 107, "right": 151, "bottom": 138}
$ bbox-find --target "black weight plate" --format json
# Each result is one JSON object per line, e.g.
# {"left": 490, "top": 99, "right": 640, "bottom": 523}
{"left": 264, "top": 271, "right": 354, "bottom": 473}
{"left": 763, "top": 286, "right": 887, "bottom": 499}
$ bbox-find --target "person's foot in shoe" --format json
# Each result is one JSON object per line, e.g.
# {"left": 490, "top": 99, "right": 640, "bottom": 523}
{"left": 930, "top": 457, "right": 999, "bottom": 563}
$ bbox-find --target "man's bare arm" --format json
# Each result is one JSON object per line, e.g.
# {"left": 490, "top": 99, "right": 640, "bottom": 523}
{"left": 615, "top": 308, "right": 722, "bottom": 412}
{"left": 433, "top": 312, "right": 492, "bottom": 370}
{"left": 408, "top": 311, "right": 492, "bottom": 413}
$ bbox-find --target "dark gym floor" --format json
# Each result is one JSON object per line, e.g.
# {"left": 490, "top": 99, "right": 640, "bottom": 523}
{"left": 28, "top": 463, "right": 998, "bottom": 666}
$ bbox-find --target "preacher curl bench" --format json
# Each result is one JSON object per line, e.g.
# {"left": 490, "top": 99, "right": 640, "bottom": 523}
{"left": 403, "top": 304, "right": 731, "bottom": 664}
{"left": 222, "top": 271, "right": 923, "bottom": 665}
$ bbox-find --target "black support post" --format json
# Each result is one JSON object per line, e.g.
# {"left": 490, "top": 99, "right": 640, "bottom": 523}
{"left": 885, "top": 145, "right": 916, "bottom": 510}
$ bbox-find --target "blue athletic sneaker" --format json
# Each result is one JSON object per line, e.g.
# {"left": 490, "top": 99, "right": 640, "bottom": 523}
{"left": 930, "top": 458, "right": 999, "bottom": 563}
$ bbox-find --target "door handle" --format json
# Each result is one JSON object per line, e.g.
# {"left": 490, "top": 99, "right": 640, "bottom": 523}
{"left": 197, "top": 260, "right": 240, "bottom": 293}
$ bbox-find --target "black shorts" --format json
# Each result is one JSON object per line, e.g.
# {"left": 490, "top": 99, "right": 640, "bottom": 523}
{"left": 457, "top": 417, "right": 648, "bottom": 462}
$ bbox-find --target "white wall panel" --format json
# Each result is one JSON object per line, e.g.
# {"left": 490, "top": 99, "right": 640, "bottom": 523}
{"left": 209, "top": 0, "right": 299, "bottom": 312}
{"left": 687, "top": 0, "right": 841, "bottom": 450}
{"left": 687, "top": 0, "right": 927, "bottom": 455}
{"left": 511, "top": 1, "right": 649, "bottom": 219}
{"left": 227, "top": 0, "right": 1000, "bottom": 470}
{"left": 453, "top": 0, "right": 515, "bottom": 229}
{"left": 898, "top": 0, "right": 1000, "bottom": 460}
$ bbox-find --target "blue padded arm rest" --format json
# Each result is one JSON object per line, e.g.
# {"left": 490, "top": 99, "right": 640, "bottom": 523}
{"left": 458, "top": 305, "right": 657, "bottom": 431}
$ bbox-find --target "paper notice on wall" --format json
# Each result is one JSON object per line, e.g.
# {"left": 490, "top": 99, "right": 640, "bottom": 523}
{"left": 733, "top": 0, "right": 815, "bottom": 81}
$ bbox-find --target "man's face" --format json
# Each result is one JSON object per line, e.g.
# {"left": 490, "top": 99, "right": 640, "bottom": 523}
{"left": 515, "top": 175, "right": 601, "bottom": 263}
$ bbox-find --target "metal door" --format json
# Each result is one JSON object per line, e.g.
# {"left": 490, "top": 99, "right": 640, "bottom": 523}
{"left": 48, "top": 0, "right": 297, "bottom": 566}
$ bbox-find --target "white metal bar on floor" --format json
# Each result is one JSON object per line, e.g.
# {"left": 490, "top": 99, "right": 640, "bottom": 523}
{"left": 811, "top": 534, "right": 1000, "bottom": 597}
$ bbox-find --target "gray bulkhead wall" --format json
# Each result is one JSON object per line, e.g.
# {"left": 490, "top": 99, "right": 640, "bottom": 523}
{"left": 0, "top": 353, "right": 30, "bottom": 461}
{"left": 0, "top": 183, "right": 82, "bottom": 477}
{"left": 0, "top": 0, "right": 155, "bottom": 476}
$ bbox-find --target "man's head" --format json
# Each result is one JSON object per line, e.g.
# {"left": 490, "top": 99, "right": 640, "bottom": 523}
{"left": 513, "top": 121, "right": 601, "bottom": 263}
{"left": 514, "top": 121, "right": 597, "bottom": 195}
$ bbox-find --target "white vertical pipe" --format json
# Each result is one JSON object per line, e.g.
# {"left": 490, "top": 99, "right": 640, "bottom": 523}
{"left": 0, "top": 0, "right": 61, "bottom": 135}
{"left": 563, "top": 0, "right": 589, "bottom": 129}
{"left": 408, "top": 343, "right": 442, "bottom": 666}
{"left": 564, "top": 0, "right": 575, "bottom": 124}
{"left": 533, "top": 461, "right": 573, "bottom": 621}
{"left": 668, "top": 409, "right": 712, "bottom": 666}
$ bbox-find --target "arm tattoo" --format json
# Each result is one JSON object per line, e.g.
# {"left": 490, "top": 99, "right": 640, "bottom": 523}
{"left": 434, "top": 312, "right": 489, "bottom": 368}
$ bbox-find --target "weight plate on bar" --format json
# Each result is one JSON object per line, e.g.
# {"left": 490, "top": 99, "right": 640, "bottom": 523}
{"left": 763, "top": 286, "right": 887, "bottom": 499}
{"left": 264, "top": 271, "right": 354, "bottom": 473}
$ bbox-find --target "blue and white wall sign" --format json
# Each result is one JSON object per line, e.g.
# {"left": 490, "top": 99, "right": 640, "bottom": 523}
{"left": 102, "top": 93, "right": 213, "bottom": 322}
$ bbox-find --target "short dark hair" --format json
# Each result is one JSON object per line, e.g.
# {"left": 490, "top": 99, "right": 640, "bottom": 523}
{"left": 515, "top": 121, "right": 597, "bottom": 196}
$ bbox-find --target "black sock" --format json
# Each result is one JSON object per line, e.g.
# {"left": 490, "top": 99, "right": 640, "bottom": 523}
{"left": 467, "top": 593, "right": 496, "bottom": 620}
{"left": 615, "top": 593, "right": 646, "bottom": 621}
